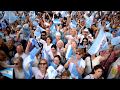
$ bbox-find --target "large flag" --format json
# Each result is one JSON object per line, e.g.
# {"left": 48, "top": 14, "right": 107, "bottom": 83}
{"left": 65, "top": 45, "right": 73, "bottom": 60}
{"left": 23, "top": 46, "right": 41, "bottom": 79}
{"left": 0, "top": 68, "right": 13, "bottom": 79}
{"left": 88, "top": 27, "right": 108, "bottom": 55}
{"left": 111, "top": 36, "right": 120, "bottom": 46}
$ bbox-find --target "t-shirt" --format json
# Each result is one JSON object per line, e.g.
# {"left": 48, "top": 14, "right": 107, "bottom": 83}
{"left": 85, "top": 56, "right": 101, "bottom": 75}
{"left": 14, "top": 69, "right": 25, "bottom": 79}
{"left": 84, "top": 74, "right": 95, "bottom": 79}
{"left": 14, "top": 53, "right": 28, "bottom": 60}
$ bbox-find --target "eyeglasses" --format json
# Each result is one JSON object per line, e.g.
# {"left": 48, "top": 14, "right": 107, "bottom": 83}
{"left": 39, "top": 63, "right": 47, "bottom": 65}
{"left": 76, "top": 53, "right": 81, "bottom": 55}
{"left": 14, "top": 63, "right": 19, "bottom": 65}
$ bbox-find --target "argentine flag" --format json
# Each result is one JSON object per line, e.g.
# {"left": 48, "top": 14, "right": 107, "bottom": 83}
{"left": 0, "top": 68, "right": 13, "bottom": 79}
{"left": 88, "top": 27, "right": 108, "bottom": 55}
{"left": 65, "top": 45, "right": 73, "bottom": 61}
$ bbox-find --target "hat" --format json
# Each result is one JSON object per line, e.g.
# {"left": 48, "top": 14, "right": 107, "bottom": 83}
{"left": 23, "top": 24, "right": 29, "bottom": 29}
{"left": 84, "top": 28, "right": 89, "bottom": 32}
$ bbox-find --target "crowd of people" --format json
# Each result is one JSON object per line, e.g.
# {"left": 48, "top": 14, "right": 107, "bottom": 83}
{"left": 0, "top": 11, "right": 120, "bottom": 79}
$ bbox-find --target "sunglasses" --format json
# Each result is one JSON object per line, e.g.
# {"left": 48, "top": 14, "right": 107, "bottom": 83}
{"left": 76, "top": 53, "right": 81, "bottom": 55}
{"left": 39, "top": 63, "right": 47, "bottom": 65}
{"left": 14, "top": 63, "right": 19, "bottom": 65}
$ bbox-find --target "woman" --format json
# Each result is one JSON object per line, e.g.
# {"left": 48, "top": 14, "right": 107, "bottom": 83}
{"left": 48, "top": 55, "right": 65, "bottom": 79}
{"left": 61, "top": 70, "right": 71, "bottom": 79}
{"left": 78, "top": 37, "right": 91, "bottom": 52}
{"left": 45, "top": 36, "right": 53, "bottom": 53}
{"left": 84, "top": 65, "right": 104, "bottom": 79}
{"left": 84, "top": 53, "right": 109, "bottom": 75}
{"left": 13, "top": 57, "right": 25, "bottom": 79}
{"left": 32, "top": 59, "right": 48, "bottom": 79}
{"left": 64, "top": 48, "right": 86, "bottom": 79}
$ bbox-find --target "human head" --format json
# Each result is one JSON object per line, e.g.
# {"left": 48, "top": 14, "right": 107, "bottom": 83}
{"left": 82, "top": 38, "right": 88, "bottom": 45}
{"left": 46, "top": 36, "right": 52, "bottom": 44}
{"left": 41, "top": 31, "right": 47, "bottom": 41}
{"left": 16, "top": 44, "right": 24, "bottom": 54}
{"left": 51, "top": 44, "right": 57, "bottom": 53}
{"left": 70, "top": 28, "right": 77, "bottom": 37}
{"left": 61, "top": 70, "right": 71, "bottom": 79}
{"left": 0, "top": 50, "right": 7, "bottom": 61}
{"left": 53, "top": 55, "right": 61, "bottom": 65}
{"left": 76, "top": 48, "right": 85, "bottom": 60}
{"left": 55, "top": 32, "right": 61, "bottom": 41}
{"left": 71, "top": 40, "right": 77, "bottom": 49}
{"left": 56, "top": 40, "right": 64, "bottom": 49}
{"left": 13, "top": 57, "right": 23, "bottom": 69}
{"left": 38, "top": 59, "right": 48, "bottom": 71}
{"left": 91, "top": 65, "right": 104, "bottom": 79}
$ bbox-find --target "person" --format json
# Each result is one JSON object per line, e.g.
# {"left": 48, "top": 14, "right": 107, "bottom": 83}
{"left": 78, "top": 37, "right": 91, "bottom": 52}
{"left": 41, "top": 31, "right": 47, "bottom": 41}
{"left": 52, "top": 32, "right": 61, "bottom": 45}
{"left": 56, "top": 40, "right": 66, "bottom": 65}
{"left": 13, "top": 57, "right": 25, "bottom": 79}
{"left": 64, "top": 48, "right": 86, "bottom": 79}
{"left": 48, "top": 44, "right": 61, "bottom": 61}
{"left": 14, "top": 44, "right": 28, "bottom": 60}
{"left": 84, "top": 64, "right": 104, "bottom": 79}
{"left": 45, "top": 36, "right": 53, "bottom": 53}
{"left": 84, "top": 53, "right": 110, "bottom": 75}
{"left": 32, "top": 59, "right": 48, "bottom": 79}
{"left": 48, "top": 55, "right": 65, "bottom": 79}
{"left": 6, "top": 38, "right": 16, "bottom": 60}
{"left": 61, "top": 70, "right": 71, "bottom": 79}
{"left": 100, "top": 44, "right": 120, "bottom": 78}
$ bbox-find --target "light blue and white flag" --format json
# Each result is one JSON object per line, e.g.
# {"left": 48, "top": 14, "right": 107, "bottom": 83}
{"left": 8, "top": 11, "right": 18, "bottom": 24}
{"left": 23, "top": 55, "right": 33, "bottom": 79}
{"left": 53, "top": 19, "right": 61, "bottom": 25}
{"left": 88, "top": 27, "right": 107, "bottom": 55}
{"left": 0, "top": 68, "right": 13, "bottom": 79}
{"left": 111, "top": 36, "right": 120, "bottom": 46}
{"left": 65, "top": 45, "right": 73, "bottom": 60}
{"left": 70, "top": 19, "right": 77, "bottom": 28}
{"left": 30, "top": 47, "right": 41, "bottom": 59}
{"left": 29, "top": 11, "right": 36, "bottom": 22}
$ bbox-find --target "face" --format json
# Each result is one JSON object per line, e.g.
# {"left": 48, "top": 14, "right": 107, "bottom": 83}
{"left": 51, "top": 47, "right": 56, "bottom": 53}
{"left": 94, "top": 68, "right": 103, "bottom": 79}
{"left": 41, "top": 33, "right": 46, "bottom": 40}
{"left": 57, "top": 41, "right": 63, "bottom": 49}
{"left": 39, "top": 60, "right": 47, "bottom": 71}
{"left": 7, "top": 40, "right": 14, "bottom": 49}
{"left": 13, "top": 59, "right": 22, "bottom": 68}
{"left": 71, "top": 41, "right": 77, "bottom": 49}
{"left": 109, "top": 45, "right": 113, "bottom": 52}
{"left": 54, "top": 57, "right": 60, "bottom": 65}
{"left": 16, "top": 45, "right": 23, "bottom": 54}
{"left": 56, "top": 35, "right": 61, "bottom": 40}
{"left": 71, "top": 29, "right": 76, "bottom": 36}
{"left": 46, "top": 37, "right": 51, "bottom": 44}
{"left": 76, "top": 52, "right": 82, "bottom": 60}
{"left": 83, "top": 39, "right": 88, "bottom": 45}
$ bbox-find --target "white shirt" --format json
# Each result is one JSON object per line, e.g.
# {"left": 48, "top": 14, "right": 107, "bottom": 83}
{"left": 14, "top": 53, "right": 28, "bottom": 60}
{"left": 48, "top": 51, "right": 61, "bottom": 60}
{"left": 85, "top": 56, "right": 101, "bottom": 75}
{"left": 84, "top": 74, "right": 95, "bottom": 79}
{"left": 32, "top": 67, "right": 48, "bottom": 79}
{"left": 68, "top": 58, "right": 86, "bottom": 76}
{"left": 14, "top": 69, "right": 25, "bottom": 79}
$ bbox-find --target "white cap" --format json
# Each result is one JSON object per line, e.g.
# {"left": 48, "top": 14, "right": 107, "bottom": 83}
{"left": 84, "top": 28, "right": 89, "bottom": 32}
{"left": 23, "top": 24, "right": 29, "bottom": 29}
